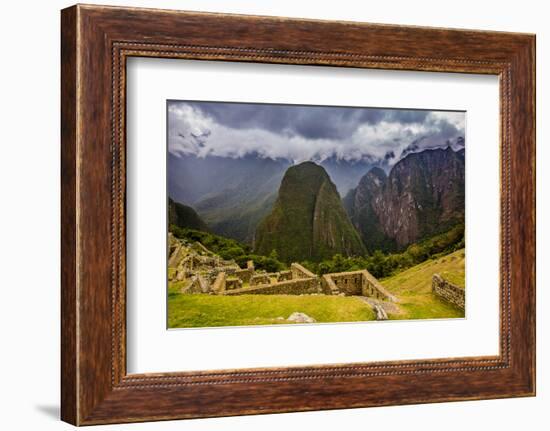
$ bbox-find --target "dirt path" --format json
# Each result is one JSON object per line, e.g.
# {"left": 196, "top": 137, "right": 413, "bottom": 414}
{"left": 358, "top": 296, "right": 403, "bottom": 320}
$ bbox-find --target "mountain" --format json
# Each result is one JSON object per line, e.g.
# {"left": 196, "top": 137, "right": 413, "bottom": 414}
{"left": 193, "top": 157, "right": 290, "bottom": 243}
{"left": 168, "top": 198, "right": 209, "bottom": 232}
{"left": 168, "top": 153, "right": 377, "bottom": 244}
{"left": 168, "top": 153, "right": 290, "bottom": 242}
{"left": 318, "top": 156, "right": 378, "bottom": 197}
{"left": 168, "top": 153, "right": 289, "bottom": 205}
{"left": 255, "top": 162, "right": 366, "bottom": 263}
{"left": 344, "top": 147, "right": 465, "bottom": 251}
{"left": 343, "top": 167, "right": 397, "bottom": 252}
{"left": 168, "top": 139, "right": 465, "bottom": 245}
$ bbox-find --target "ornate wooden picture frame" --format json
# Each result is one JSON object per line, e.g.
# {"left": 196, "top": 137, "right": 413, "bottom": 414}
{"left": 61, "top": 4, "right": 535, "bottom": 425}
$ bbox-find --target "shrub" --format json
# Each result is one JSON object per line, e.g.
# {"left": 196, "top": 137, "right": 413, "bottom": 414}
{"left": 171, "top": 225, "right": 285, "bottom": 272}
{"left": 300, "top": 224, "right": 464, "bottom": 278}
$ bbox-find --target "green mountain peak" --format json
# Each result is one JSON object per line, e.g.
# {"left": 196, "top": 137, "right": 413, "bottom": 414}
{"left": 254, "top": 162, "right": 366, "bottom": 263}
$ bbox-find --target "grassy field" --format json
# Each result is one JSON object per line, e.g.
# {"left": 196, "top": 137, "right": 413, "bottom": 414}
{"left": 167, "top": 248, "right": 465, "bottom": 328}
{"left": 168, "top": 292, "right": 376, "bottom": 328}
{"left": 382, "top": 248, "right": 465, "bottom": 320}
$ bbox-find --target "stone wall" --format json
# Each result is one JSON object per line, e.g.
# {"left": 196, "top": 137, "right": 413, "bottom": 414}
{"left": 168, "top": 242, "right": 184, "bottom": 268}
{"left": 361, "top": 270, "right": 397, "bottom": 302}
{"left": 321, "top": 270, "right": 397, "bottom": 302}
{"left": 432, "top": 274, "right": 465, "bottom": 309}
{"left": 250, "top": 273, "right": 271, "bottom": 286}
{"left": 291, "top": 262, "right": 317, "bottom": 279}
{"left": 224, "top": 277, "right": 321, "bottom": 296}
{"left": 182, "top": 274, "right": 210, "bottom": 294}
{"left": 321, "top": 274, "right": 339, "bottom": 295}
{"left": 225, "top": 277, "right": 243, "bottom": 290}
{"left": 234, "top": 268, "right": 253, "bottom": 283}
{"left": 277, "top": 270, "right": 293, "bottom": 282}
{"left": 191, "top": 241, "right": 211, "bottom": 255}
{"left": 324, "top": 271, "right": 363, "bottom": 296}
{"left": 211, "top": 272, "right": 226, "bottom": 294}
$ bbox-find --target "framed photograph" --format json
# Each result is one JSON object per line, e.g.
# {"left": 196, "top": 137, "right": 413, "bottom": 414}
{"left": 61, "top": 4, "right": 536, "bottom": 425}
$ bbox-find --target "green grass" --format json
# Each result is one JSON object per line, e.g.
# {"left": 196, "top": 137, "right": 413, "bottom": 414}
{"left": 167, "top": 248, "right": 465, "bottom": 328}
{"left": 381, "top": 248, "right": 465, "bottom": 320}
{"left": 167, "top": 293, "right": 376, "bottom": 328}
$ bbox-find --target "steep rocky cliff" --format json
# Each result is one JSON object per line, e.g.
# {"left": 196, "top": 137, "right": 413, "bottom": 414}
{"left": 344, "top": 147, "right": 465, "bottom": 251}
{"left": 255, "top": 162, "right": 366, "bottom": 262}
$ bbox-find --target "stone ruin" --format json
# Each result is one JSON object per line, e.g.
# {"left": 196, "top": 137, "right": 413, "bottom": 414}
{"left": 250, "top": 273, "right": 271, "bottom": 286}
{"left": 222, "top": 263, "right": 320, "bottom": 296}
{"left": 432, "top": 273, "right": 465, "bottom": 310}
{"left": 321, "top": 270, "right": 396, "bottom": 302}
{"left": 168, "top": 234, "right": 397, "bottom": 311}
{"left": 168, "top": 233, "right": 242, "bottom": 293}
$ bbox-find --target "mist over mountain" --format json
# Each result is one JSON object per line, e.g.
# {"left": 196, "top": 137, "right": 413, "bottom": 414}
{"left": 168, "top": 133, "right": 465, "bottom": 244}
{"left": 168, "top": 152, "right": 290, "bottom": 205}
{"left": 400, "top": 135, "right": 465, "bottom": 159}
{"left": 318, "top": 156, "right": 378, "bottom": 196}
{"left": 167, "top": 153, "right": 374, "bottom": 244}
{"left": 168, "top": 101, "right": 465, "bottom": 169}
{"left": 168, "top": 134, "right": 464, "bottom": 203}
{"left": 168, "top": 153, "right": 291, "bottom": 243}
{"left": 168, "top": 100, "right": 465, "bottom": 246}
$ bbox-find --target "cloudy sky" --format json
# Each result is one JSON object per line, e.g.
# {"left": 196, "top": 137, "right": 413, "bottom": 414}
{"left": 168, "top": 100, "right": 465, "bottom": 164}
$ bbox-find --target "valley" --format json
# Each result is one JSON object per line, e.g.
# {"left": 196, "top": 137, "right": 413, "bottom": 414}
{"left": 170, "top": 146, "right": 465, "bottom": 256}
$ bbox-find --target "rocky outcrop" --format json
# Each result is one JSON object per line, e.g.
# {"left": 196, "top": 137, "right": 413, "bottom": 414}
{"left": 287, "top": 312, "right": 316, "bottom": 323}
{"left": 345, "top": 147, "right": 465, "bottom": 251}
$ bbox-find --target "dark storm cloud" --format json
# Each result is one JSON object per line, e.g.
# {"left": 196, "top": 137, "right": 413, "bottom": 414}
{"left": 181, "top": 101, "right": 424, "bottom": 140}
{"left": 167, "top": 100, "right": 465, "bottom": 164}
{"left": 386, "top": 109, "right": 430, "bottom": 124}
{"left": 417, "top": 114, "right": 463, "bottom": 149}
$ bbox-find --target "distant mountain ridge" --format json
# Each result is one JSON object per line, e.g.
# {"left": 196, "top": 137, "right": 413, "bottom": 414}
{"left": 168, "top": 198, "right": 209, "bottom": 232}
{"left": 168, "top": 153, "right": 290, "bottom": 206}
{"left": 168, "top": 153, "right": 375, "bottom": 243}
{"left": 168, "top": 153, "right": 290, "bottom": 243}
{"left": 254, "top": 162, "right": 366, "bottom": 263}
{"left": 344, "top": 147, "right": 465, "bottom": 251}
{"left": 168, "top": 139, "right": 465, "bottom": 245}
